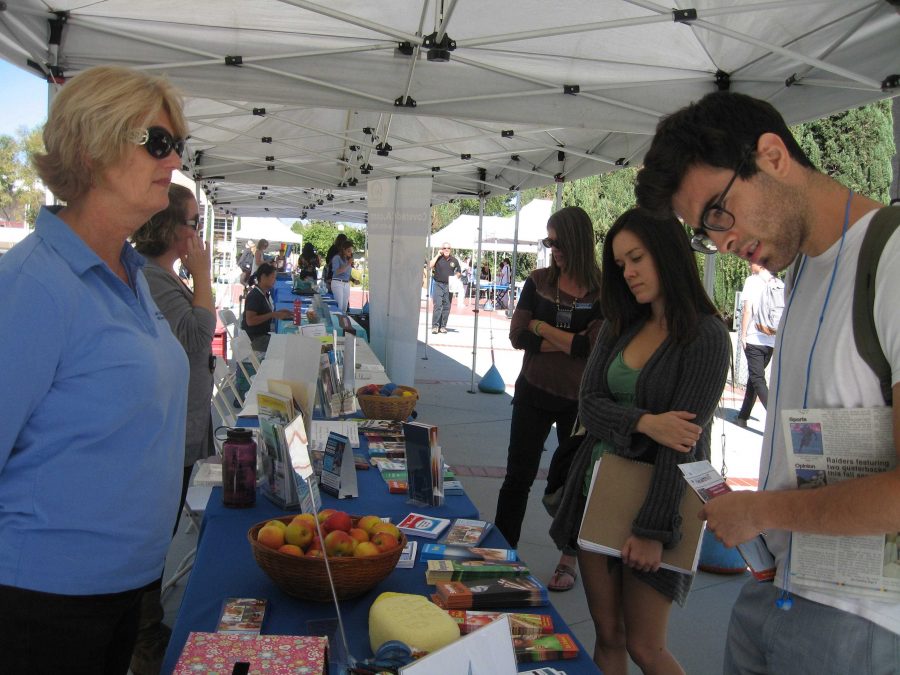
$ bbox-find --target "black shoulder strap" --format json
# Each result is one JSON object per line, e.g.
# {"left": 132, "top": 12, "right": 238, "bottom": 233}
{"left": 853, "top": 206, "right": 900, "bottom": 405}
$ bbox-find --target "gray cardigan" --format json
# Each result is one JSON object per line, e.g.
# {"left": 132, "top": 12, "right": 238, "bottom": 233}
{"left": 144, "top": 262, "right": 216, "bottom": 467}
{"left": 550, "top": 314, "right": 730, "bottom": 603}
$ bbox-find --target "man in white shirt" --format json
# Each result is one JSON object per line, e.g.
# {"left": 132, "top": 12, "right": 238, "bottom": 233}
{"left": 735, "top": 263, "right": 776, "bottom": 427}
{"left": 635, "top": 91, "right": 900, "bottom": 674}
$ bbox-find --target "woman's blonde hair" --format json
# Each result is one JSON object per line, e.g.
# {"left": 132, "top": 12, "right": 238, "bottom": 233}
{"left": 33, "top": 65, "right": 187, "bottom": 203}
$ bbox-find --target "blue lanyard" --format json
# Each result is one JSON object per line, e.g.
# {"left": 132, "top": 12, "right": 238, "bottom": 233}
{"left": 764, "top": 190, "right": 854, "bottom": 607}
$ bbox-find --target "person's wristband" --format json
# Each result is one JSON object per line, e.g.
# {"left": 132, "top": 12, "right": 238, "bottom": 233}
{"left": 533, "top": 320, "right": 544, "bottom": 337}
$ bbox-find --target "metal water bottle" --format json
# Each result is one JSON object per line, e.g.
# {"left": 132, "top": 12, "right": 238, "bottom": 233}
{"left": 222, "top": 428, "right": 257, "bottom": 507}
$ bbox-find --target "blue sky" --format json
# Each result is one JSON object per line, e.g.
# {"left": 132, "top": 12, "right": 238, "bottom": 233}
{"left": 0, "top": 61, "right": 48, "bottom": 136}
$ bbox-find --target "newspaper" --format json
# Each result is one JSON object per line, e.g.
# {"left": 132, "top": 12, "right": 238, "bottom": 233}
{"left": 678, "top": 461, "right": 776, "bottom": 581}
{"left": 782, "top": 407, "right": 898, "bottom": 600}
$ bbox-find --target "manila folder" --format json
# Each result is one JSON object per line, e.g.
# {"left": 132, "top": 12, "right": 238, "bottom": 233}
{"left": 577, "top": 453, "right": 705, "bottom": 574}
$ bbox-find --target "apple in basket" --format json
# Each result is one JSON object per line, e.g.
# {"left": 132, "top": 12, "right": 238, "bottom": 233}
{"left": 324, "top": 530, "right": 356, "bottom": 557}
{"left": 353, "top": 541, "right": 381, "bottom": 557}
{"left": 371, "top": 532, "right": 399, "bottom": 553}
{"left": 257, "top": 524, "right": 286, "bottom": 550}
{"left": 323, "top": 510, "right": 353, "bottom": 534}
{"left": 284, "top": 520, "right": 314, "bottom": 549}
{"left": 357, "top": 515, "right": 382, "bottom": 535}
{"left": 369, "top": 522, "right": 401, "bottom": 540}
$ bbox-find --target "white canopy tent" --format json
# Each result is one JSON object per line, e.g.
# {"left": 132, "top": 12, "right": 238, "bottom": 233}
{"left": 431, "top": 199, "right": 553, "bottom": 253}
{"left": 2, "top": 1, "right": 897, "bottom": 385}
{"left": 232, "top": 217, "right": 305, "bottom": 246}
{"left": 1, "top": 1, "right": 896, "bottom": 221}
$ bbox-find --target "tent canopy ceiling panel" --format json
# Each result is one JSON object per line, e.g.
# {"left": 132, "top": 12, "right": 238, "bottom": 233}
{"left": 1, "top": 1, "right": 896, "bottom": 219}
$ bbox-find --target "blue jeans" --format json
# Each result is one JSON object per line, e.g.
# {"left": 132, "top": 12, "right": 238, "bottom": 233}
{"left": 725, "top": 581, "right": 900, "bottom": 674}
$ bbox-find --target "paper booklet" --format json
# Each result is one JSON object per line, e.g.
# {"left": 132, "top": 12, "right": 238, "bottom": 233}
{"left": 319, "top": 430, "right": 358, "bottom": 499}
{"left": 398, "top": 512, "right": 452, "bottom": 540}
{"left": 258, "top": 392, "right": 300, "bottom": 509}
{"left": 781, "top": 407, "right": 899, "bottom": 600}
{"left": 679, "top": 461, "right": 776, "bottom": 581}
{"left": 577, "top": 453, "right": 705, "bottom": 574}
{"left": 403, "top": 422, "right": 444, "bottom": 507}
{"left": 310, "top": 420, "right": 360, "bottom": 450}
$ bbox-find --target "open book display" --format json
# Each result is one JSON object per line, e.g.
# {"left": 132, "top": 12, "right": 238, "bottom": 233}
{"left": 577, "top": 453, "right": 705, "bottom": 574}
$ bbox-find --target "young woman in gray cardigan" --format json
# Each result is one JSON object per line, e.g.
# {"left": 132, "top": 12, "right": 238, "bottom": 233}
{"left": 551, "top": 208, "right": 730, "bottom": 675}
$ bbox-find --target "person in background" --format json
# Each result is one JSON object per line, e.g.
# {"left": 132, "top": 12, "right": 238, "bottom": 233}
{"left": 241, "top": 262, "right": 292, "bottom": 353}
{"left": 130, "top": 183, "right": 215, "bottom": 673}
{"left": 0, "top": 65, "right": 189, "bottom": 674}
{"left": 237, "top": 240, "right": 254, "bottom": 288}
{"left": 496, "top": 207, "right": 603, "bottom": 594}
{"left": 734, "top": 262, "right": 775, "bottom": 427}
{"left": 324, "top": 232, "right": 349, "bottom": 292}
{"left": 480, "top": 259, "right": 493, "bottom": 282}
{"left": 551, "top": 209, "right": 730, "bottom": 674}
{"left": 330, "top": 239, "right": 354, "bottom": 312}
{"left": 636, "top": 90, "right": 900, "bottom": 674}
{"left": 497, "top": 257, "right": 512, "bottom": 309}
{"left": 298, "top": 241, "right": 321, "bottom": 281}
{"left": 429, "top": 241, "right": 461, "bottom": 334}
{"left": 459, "top": 256, "right": 471, "bottom": 306}
{"left": 252, "top": 238, "right": 270, "bottom": 275}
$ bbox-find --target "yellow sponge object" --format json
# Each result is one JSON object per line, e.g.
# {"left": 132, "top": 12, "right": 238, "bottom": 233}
{"left": 368, "top": 592, "right": 460, "bottom": 654}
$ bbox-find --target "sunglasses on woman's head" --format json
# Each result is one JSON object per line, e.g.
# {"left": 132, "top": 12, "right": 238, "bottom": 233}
{"left": 131, "top": 126, "right": 185, "bottom": 159}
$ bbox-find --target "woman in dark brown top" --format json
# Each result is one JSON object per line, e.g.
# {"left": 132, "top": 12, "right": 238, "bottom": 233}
{"left": 494, "top": 206, "right": 603, "bottom": 591}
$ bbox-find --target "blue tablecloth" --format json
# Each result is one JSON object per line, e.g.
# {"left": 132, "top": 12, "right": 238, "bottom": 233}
{"left": 161, "top": 486, "right": 599, "bottom": 674}
{"left": 271, "top": 283, "right": 368, "bottom": 341}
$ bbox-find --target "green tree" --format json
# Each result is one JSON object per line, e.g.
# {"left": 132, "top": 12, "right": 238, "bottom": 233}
{"left": 430, "top": 193, "right": 513, "bottom": 233}
{"left": 0, "top": 125, "right": 44, "bottom": 225}
{"left": 561, "top": 167, "right": 637, "bottom": 237}
{"left": 794, "top": 100, "right": 894, "bottom": 203}
{"left": 290, "top": 220, "right": 365, "bottom": 255}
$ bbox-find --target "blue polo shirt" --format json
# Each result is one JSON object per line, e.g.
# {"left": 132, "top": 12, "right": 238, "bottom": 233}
{"left": 0, "top": 206, "right": 188, "bottom": 595}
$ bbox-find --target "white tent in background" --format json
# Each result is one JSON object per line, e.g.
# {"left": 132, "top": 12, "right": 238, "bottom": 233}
{"left": 233, "top": 218, "right": 304, "bottom": 246}
{"left": 432, "top": 199, "right": 553, "bottom": 253}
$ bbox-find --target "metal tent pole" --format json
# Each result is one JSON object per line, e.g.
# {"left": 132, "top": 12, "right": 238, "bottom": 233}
{"left": 508, "top": 191, "right": 521, "bottom": 318}
{"left": 469, "top": 193, "right": 485, "bottom": 393}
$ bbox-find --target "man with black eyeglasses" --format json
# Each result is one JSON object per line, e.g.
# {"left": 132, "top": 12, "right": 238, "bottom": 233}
{"left": 429, "top": 242, "right": 461, "bottom": 334}
{"left": 636, "top": 91, "right": 900, "bottom": 674}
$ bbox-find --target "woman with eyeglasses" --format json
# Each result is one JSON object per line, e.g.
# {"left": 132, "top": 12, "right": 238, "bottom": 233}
{"left": 550, "top": 208, "right": 730, "bottom": 674}
{"left": 130, "top": 183, "right": 215, "bottom": 672}
{"left": 494, "top": 206, "right": 603, "bottom": 593}
{"left": 0, "top": 66, "right": 191, "bottom": 672}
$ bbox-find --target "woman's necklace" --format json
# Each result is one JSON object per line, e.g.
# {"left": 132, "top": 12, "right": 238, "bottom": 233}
{"left": 555, "top": 280, "right": 580, "bottom": 328}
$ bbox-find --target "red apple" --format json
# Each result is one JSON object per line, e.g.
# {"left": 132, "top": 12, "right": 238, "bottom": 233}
{"left": 316, "top": 508, "right": 336, "bottom": 524}
{"left": 371, "top": 532, "right": 399, "bottom": 552}
{"left": 348, "top": 528, "right": 369, "bottom": 543}
{"left": 324, "top": 530, "right": 356, "bottom": 557}
{"left": 292, "top": 513, "right": 317, "bottom": 529}
{"left": 323, "top": 510, "right": 352, "bottom": 533}
{"left": 257, "top": 525, "right": 286, "bottom": 550}
{"left": 278, "top": 544, "right": 304, "bottom": 557}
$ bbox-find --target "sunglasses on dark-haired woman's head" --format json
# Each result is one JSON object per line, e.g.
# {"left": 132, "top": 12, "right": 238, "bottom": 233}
{"left": 130, "top": 126, "right": 186, "bottom": 160}
{"left": 541, "top": 237, "right": 561, "bottom": 249}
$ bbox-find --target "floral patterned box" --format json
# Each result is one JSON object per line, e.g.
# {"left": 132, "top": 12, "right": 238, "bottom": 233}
{"left": 174, "top": 632, "right": 328, "bottom": 674}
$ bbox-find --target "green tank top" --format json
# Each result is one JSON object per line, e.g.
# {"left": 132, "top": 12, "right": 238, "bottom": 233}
{"left": 583, "top": 350, "right": 641, "bottom": 495}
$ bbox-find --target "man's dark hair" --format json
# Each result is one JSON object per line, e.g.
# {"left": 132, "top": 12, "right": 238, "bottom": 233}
{"left": 601, "top": 208, "right": 719, "bottom": 344}
{"left": 635, "top": 91, "right": 814, "bottom": 216}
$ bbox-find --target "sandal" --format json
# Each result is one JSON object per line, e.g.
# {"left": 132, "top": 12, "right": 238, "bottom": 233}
{"left": 547, "top": 563, "right": 577, "bottom": 592}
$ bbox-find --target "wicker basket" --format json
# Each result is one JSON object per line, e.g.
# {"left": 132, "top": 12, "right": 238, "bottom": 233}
{"left": 248, "top": 516, "right": 406, "bottom": 601}
{"left": 356, "top": 385, "right": 418, "bottom": 421}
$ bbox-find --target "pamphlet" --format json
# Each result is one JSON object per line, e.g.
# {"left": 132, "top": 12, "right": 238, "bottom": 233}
{"left": 319, "top": 431, "right": 358, "bottom": 499}
{"left": 310, "top": 420, "right": 360, "bottom": 450}
{"left": 440, "top": 518, "right": 493, "bottom": 547}
{"left": 283, "top": 411, "right": 320, "bottom": 513}
{"left": 398, "top": 614, "right": 517, "bottom": 675}
{"left": 577, "top": 454, "right": 705, "bottom": 574}
{"left": 258, "top": 392, "right": 299, "bottom": 509}
{"left": 397, "top": 540, "right": 418, "bottom": 569}
{"left": 679, "top": 460, "right": 776, "bottom": 581}
{"left": 782, "top": 407, "right": 899, "bottom": 600}
{"left": 216, "top": 598, "right": 267, "bottom": 634}
{"left": 403, "top": 422, "right": 443, "bottom": 507}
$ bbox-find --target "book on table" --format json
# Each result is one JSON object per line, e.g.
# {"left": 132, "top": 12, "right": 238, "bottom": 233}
{"left": 419, "top": 543, "right": 519, "bottom": 562}
{"left": 439, "top": 518, "right": 493, "bottom": 547}
{"left": 397, "top": 512, "right": 452, "bottom": 540}
{"left": 425, "top": 559, "right": 530, "bottom": 584}
{"left": 431, "top": 575, "right": 548, "bottom": 609}
{"left": 514, "top": 633, "right": 579, "bottom": 663}
{"left": 577, "top": 453, "right": 705, "bottom": 574}
{"left": 447, "top": 610, "right": 553, "bottom": 637}
{"left": 215, "top": 598, "right": 267, "bottom": 634}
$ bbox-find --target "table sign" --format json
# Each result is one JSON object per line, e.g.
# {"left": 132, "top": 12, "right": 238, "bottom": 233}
{"left": 399, "top": 614, "right": 517, "bottom": 674}
{"left": 320, "top": 431, "right": 357, "bottom": 499}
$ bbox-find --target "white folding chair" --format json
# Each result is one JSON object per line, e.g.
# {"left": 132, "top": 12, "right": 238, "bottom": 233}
{"left": 213, "top": 359, "right": 242, "bottom": 421}
{"left": 218, "top": 308, "right": 240, "bottom": 362}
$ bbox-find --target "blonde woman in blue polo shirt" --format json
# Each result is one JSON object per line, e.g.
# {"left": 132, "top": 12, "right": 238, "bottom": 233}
{"left": 0, "top": 66, "right": 190, "bottom": 673}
